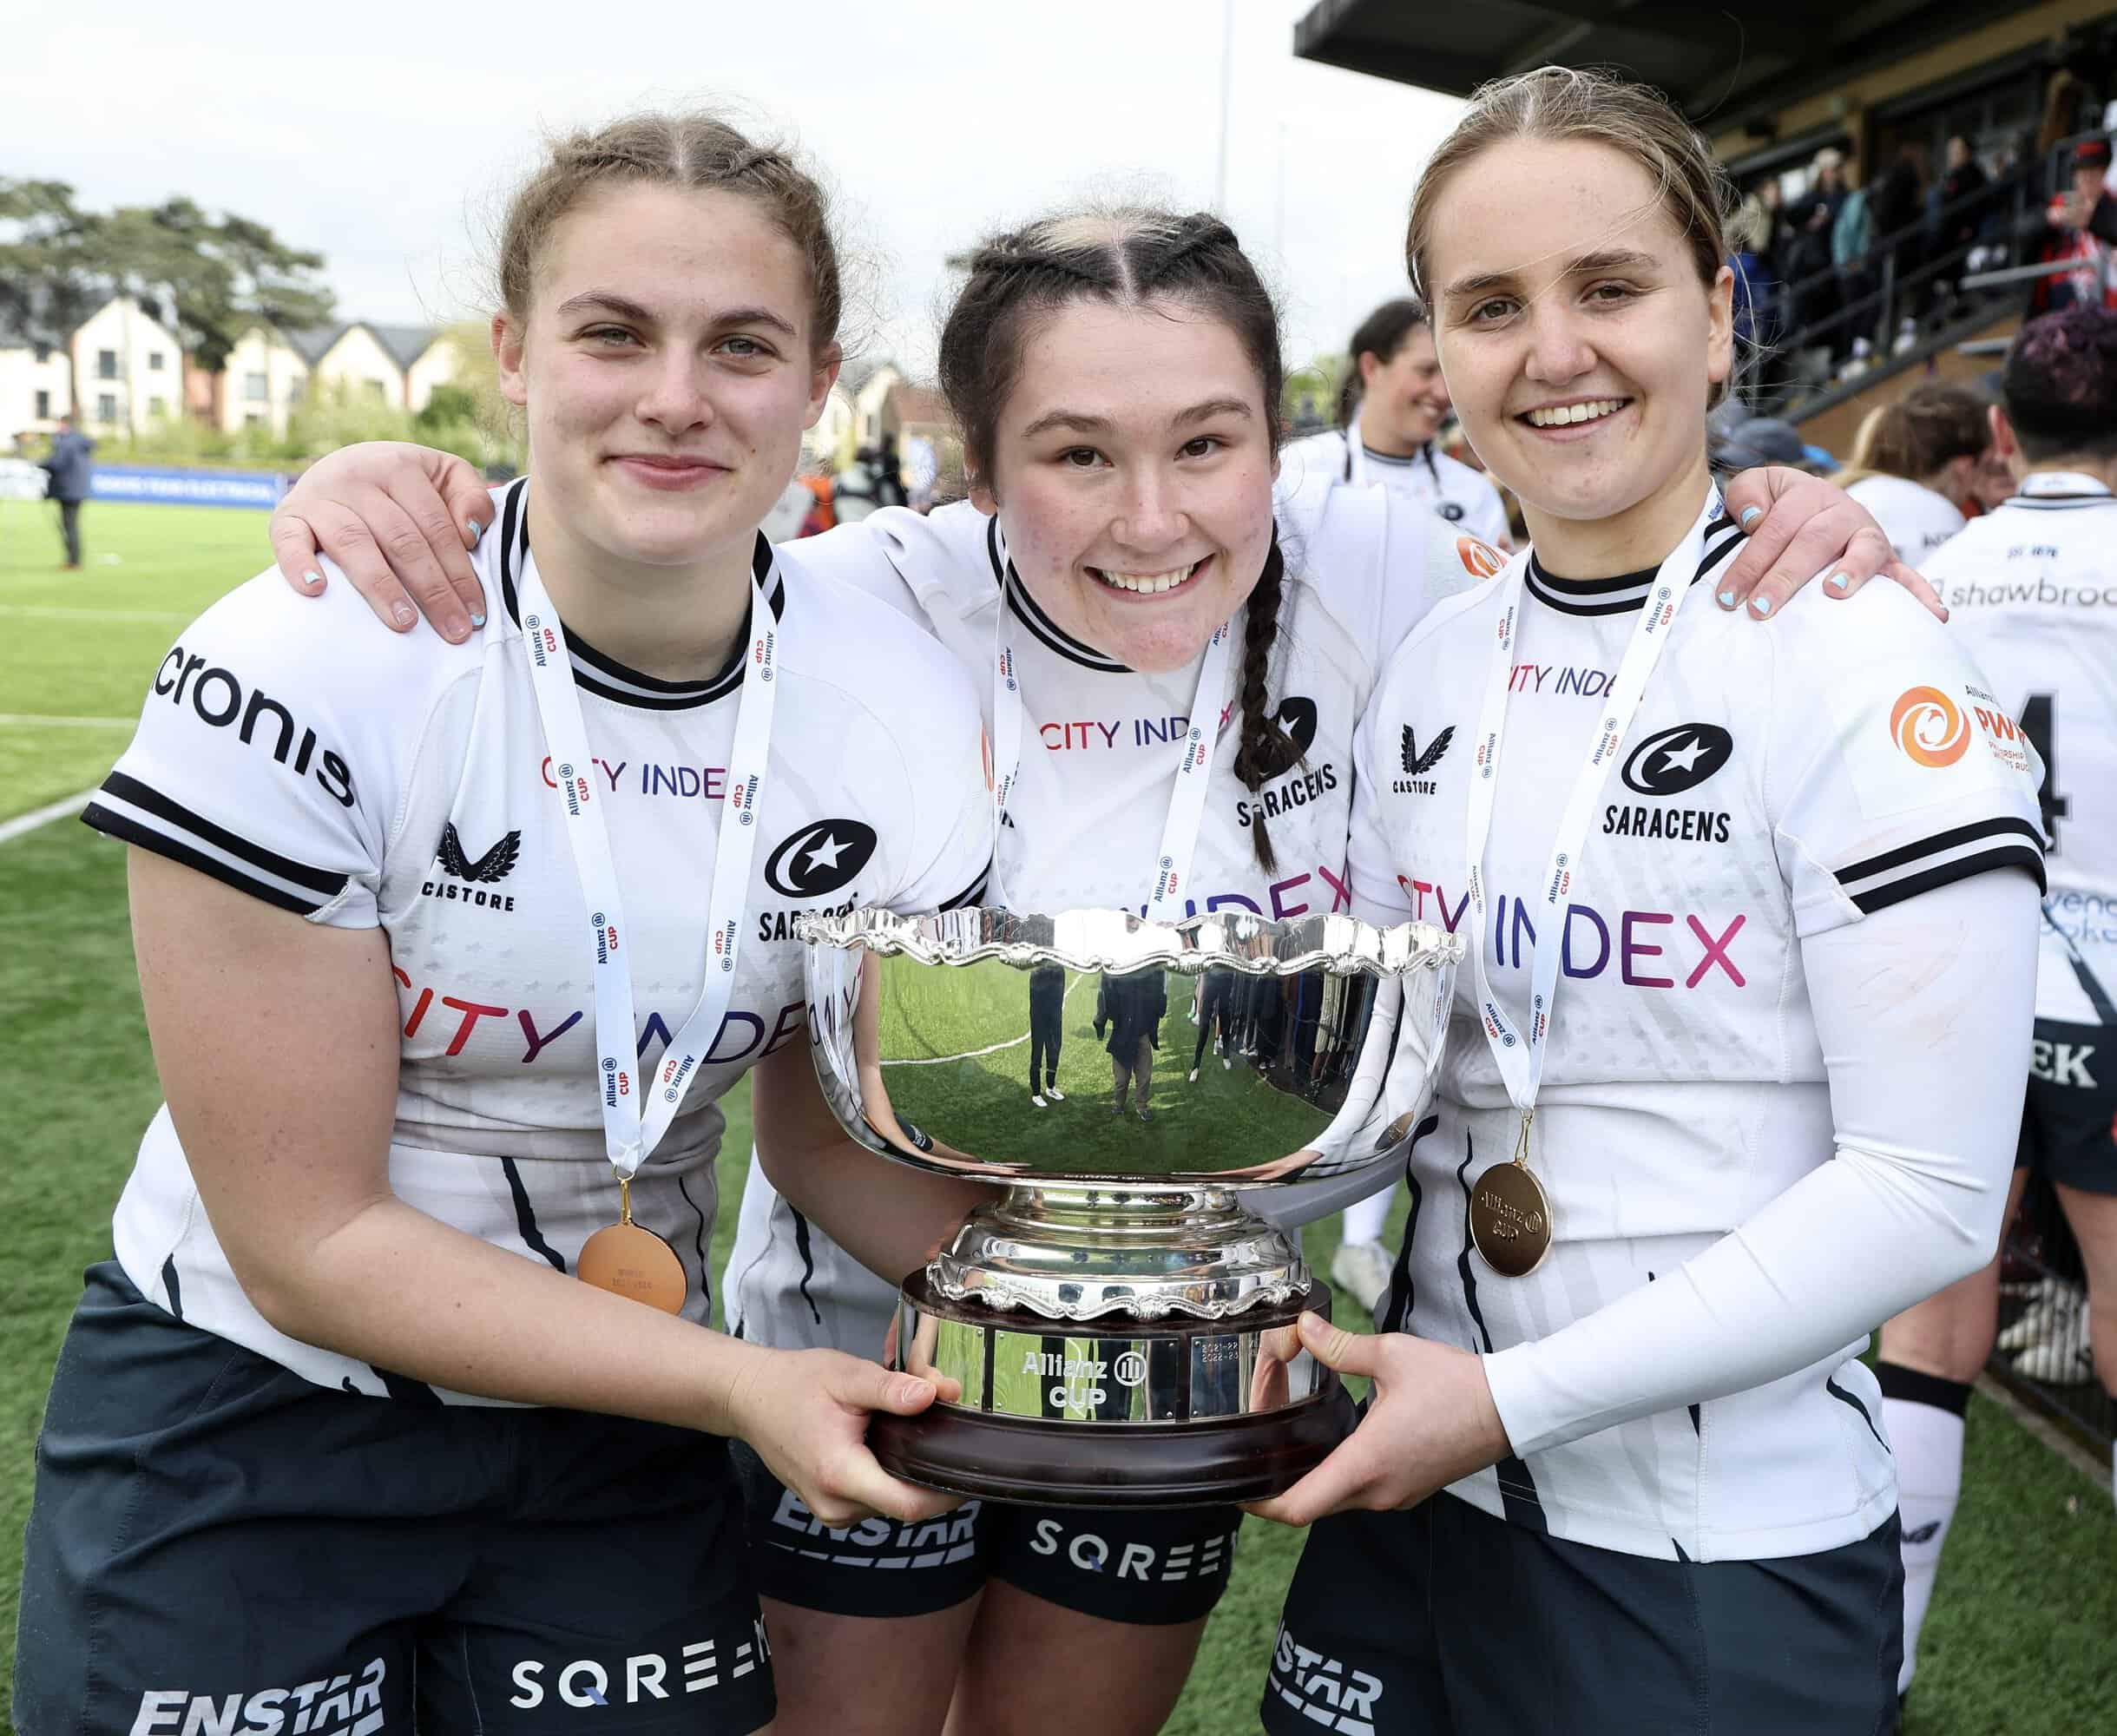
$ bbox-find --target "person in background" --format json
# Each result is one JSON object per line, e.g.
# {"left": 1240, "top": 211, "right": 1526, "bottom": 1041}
{"left": 1787, "top": 147, "right": 1849, "bottom": 343}
{"left": 2030, "top": 136, "right": 2117, "bottom": 314}
{"left": 875, "top": 431, "right": 909, "bottom": 510}
{"left": 1935, "top": 135, "right": 1992, "bottom": 260}
{"left": 1028, "top": 963, "right": 1068, "bottom": 1108}
{"left": 40, "top": 412, "right": 95, "bottom": 571}
{"left": 1095, "top": 970, "right": 1166, "bottom": 1123}
{"left": 832, "top": 443, "right": 880, "bottom": 522}
{"left": 1728, "top": 194, "right": 1781, "bottom": 358}
{"left": 1830, "top": 382, "right": 1991, "bottom": 562}
{"left": 1715, "top": 414, "right": 1831, "bottom": 476}
{"left": 1875, "top": 305, "right": 2117, "bottom": 1710}
{"left": 1282, "top": 299, "right": 1512, "bottom": 549}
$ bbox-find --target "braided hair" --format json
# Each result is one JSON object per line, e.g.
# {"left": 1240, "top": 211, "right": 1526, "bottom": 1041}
{"left": 937, "top": 206, "right": 1298, "bottom": 871}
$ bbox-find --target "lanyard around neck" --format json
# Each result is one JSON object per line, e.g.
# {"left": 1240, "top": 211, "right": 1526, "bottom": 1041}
{"left": 1462, "top": 492, "right": 1722, "bottom": 1114}
{"left": 986, "top": 558, "right": 1235, "bottom": 921}
{"left": 515, "top": 542, "right": 781, "bottom": 1178}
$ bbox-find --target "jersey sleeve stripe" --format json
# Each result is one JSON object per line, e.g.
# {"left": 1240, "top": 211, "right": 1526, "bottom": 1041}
{"left": 81, "top": 802, "right": 333, "bottom": 916}
{"left": 1844, "top": 843, "right": 2048, "bottom": 915}
{"left": 96, "top": 771, "right": 350, "bottom": 894}
{"left": 1835, "top": 815, "right": 2045, "bottom": 884}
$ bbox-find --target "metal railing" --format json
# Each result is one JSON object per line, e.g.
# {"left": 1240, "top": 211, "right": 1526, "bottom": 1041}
{"left": 1745, "top": 128, "right": 2112, "bottom": 417}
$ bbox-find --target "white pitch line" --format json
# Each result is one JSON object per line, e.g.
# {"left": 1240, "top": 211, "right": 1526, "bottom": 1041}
{"left": 882, "top": 977, "right": 1087, "bottom": 1067}
{"left": 0, "top": 787, "right": 96, "bottom": 845}
{"left": 0, "top": 713, "right": 135, "bottom": 728}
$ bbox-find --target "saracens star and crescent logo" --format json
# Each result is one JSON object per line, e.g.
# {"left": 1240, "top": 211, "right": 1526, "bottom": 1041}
{"left": 1621, "top": 724, "right": 1733, "bottom": 797}
{"left": 765, "top": 819, "right": 879, "bottom": 898}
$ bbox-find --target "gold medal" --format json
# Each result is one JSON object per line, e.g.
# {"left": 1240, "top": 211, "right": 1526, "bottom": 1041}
{"left": 1469, "top": 1113, "right": 1554, "bottom": 1278}
{"left": 578, "top": 1177, "right": 688, "bottom": 1313}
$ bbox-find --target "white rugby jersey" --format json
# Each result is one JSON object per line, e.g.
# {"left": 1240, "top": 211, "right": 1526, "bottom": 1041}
{"left": 1927, "top": 470, "right": 2117, "bottom": 1028}
{"left": 1281, "top": 427, "right": 1513, "bottom": 550}
{"left": 1347, "top": 503, "right": 2044, "bottom": 1561}
{"left": 1845, "top": 473, "right": 1966, "bottom": 566}
{"left": 726, "top": 483, "right": 1489, "bottom": 1355}
{"left": 85, "top": 479, "right": 991, "bottom": 1401}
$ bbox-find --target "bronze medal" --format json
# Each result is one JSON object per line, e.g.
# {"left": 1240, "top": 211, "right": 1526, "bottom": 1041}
{"left": 1469, "top": 1115, "right": 1554, "bottom": 1278}
{"left": 1469, "top": 1160, "right": 1553, "bottom": 1277}
{"left": 578, "top": 1178, "right": 688, "bottom": 1313}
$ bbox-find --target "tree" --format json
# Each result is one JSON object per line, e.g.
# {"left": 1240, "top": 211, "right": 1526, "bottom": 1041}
{"left": 0, "top": 178, "right": 335, "bottom": 404}
{"left": 100, "top": 196, "right": 334, "bottom": 375}
{"left": 0, "top": 179, "right": 108, "bottom": 427}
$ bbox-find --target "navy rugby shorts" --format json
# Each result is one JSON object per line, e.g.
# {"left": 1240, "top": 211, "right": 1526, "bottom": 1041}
{"left": 733, "top": 1442, "right": 1239, "bottom": 1625}
{"left": 14, "top": 1263, "right": 774, "bottom": 1735}
{"left": 2015, "top": 1016, "right": 2117, "bottom": 1194}
{"left": 1261, "top": 1490, "right": 1901, "bottom": 1736}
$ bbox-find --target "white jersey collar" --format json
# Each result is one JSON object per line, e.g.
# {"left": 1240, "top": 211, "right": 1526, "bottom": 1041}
{"left": 492, "top": 478, "right": 785, "bottom": 710}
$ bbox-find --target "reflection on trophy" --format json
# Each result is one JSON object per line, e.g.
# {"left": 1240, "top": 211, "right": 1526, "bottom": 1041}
{"left": 798, "top": 907, "right": 1461, "bottom": 1507}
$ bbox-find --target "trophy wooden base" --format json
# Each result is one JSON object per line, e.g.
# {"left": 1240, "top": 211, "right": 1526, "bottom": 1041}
{"left": 871, "top": 1275, "right": 1355, "bottom": 1508}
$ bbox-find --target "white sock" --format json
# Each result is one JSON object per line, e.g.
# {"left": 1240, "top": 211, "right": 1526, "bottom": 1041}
{"left": 1342, "top": 1187, "right": 1391, "bottom": 1248}
{"left": 1883, "top": 1387, "right": 1967, "bottom": 1696}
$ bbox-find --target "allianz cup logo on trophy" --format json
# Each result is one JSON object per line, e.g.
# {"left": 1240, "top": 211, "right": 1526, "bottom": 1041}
{"left": 796, "top": 905, "right": 1461, "bottom": 1507}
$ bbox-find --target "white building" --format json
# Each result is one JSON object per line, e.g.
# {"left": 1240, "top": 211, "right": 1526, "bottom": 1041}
{"left": 70, "top": 297, "right": 187, "bottom": 437}
{"left": 0, "top": 309, "right": 73, "bottom": 444}
{"left": 221, "top": 324, "right": 312, "bottom": 437}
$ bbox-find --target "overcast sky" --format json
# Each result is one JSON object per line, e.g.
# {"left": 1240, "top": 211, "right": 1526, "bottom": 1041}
{"left": 10, "top": 1, "right": 1463, "bottom": 379}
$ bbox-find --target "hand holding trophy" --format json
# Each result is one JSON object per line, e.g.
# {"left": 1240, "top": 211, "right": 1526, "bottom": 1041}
{"left": 798, "top": 904, "right": 1460, "bottom": 1506}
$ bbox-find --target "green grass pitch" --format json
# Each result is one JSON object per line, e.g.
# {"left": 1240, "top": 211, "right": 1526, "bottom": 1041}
{"left": 2, "top": 499, "right": 2112, "bottom": 1733}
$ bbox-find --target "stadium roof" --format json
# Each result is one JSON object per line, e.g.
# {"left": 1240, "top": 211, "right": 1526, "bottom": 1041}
{"left": 1291, "top": 0, "right": 2056, "bottom": 137}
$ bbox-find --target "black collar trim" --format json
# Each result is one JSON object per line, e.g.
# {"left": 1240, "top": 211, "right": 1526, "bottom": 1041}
{"left": 495, "top": 478, "right": 785, "bottom": 710}
{"left": 988, "top": 515, "right": 1132, "bottom": 674}
{"left": 1524, "top": 517, "right": 1741, "bottom": 616}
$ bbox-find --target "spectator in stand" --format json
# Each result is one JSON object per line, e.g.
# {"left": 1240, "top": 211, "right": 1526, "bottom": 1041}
{"left": 39, "top": 412, "right": 95, "bottom": 571}
{"left": 1934, "top": 135, "right": 1992, "bottom": 259}
{"left": 2031, "top": 137, "right": 2117, "bottom": 313}
{"left": 1831, "top": 382, "right": 1991, "bottom": 562}
{"left": 1787, "top": 148, "right": 1849, "bottom": 346}
{"left": 1729, "top": 194, "right": 1782, "bottom": 357}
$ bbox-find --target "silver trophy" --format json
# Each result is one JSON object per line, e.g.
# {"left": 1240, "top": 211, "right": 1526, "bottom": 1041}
{"left": 797, "top": 906, "right": 1461, "bottom": 1506}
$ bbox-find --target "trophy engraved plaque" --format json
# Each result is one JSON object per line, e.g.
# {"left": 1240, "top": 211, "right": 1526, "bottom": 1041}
{"left": 797, "top": 907, "right": 1461, "bottom": 1507}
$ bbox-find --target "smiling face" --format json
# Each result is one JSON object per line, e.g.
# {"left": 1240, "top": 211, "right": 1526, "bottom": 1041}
{"left": 1358, "top": 323, "right": 1450, "bottom": 453}
{"left": 1424, "top": 136, "right": 1732, "bottom": 572}
{"left": 970, "top": 298, "right": 1279, "bottom": 673}
{"left": 495, "top": 181, "right": 836, "bottom": 578}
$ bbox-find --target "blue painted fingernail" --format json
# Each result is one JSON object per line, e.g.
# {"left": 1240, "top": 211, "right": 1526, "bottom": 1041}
{"left": 1717, "top": 589, "right": 1736, "bottom": 608}
{"left": 303, "top": 569, "right": 323, "bottom": 589}
{"left": 1739, "top": 505, "right": 1762, "bottom": 528}
{"left": 466, "top": 519, "right": 484, "bottom": 545}
{"left": 1829, "top": 571, "right": 1851, "bottom": 591}
{"left": 470, "top": 611, "right": 486, "bottom": 628}
{"left": 1749, "top": 595, "right": 1772, "bottom": 616}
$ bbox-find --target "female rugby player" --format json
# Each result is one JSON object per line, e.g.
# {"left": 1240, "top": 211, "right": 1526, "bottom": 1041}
{"left": 14, "top": 112, "right": 996, "bottom": 1736}
{"left": 1260, "top": 67, "right": 2045, "bottom": 1735}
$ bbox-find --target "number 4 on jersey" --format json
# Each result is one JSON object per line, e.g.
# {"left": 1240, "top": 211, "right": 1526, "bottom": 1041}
{"left": 2020, "top": 693, "right": 2068, "bottom": 852}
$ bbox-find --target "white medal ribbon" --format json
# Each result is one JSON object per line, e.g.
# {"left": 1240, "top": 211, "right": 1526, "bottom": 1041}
{"left": 516, "top": 542, "right": 780, "bottom": 1179}
{"left": 988, "top": 559, "right": 1235, "bottom": 922}
{"left": 1463, "top": 492, "right": 1721, "bottom": 1115}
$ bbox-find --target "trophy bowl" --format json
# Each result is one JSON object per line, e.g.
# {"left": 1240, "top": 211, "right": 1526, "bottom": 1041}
{"left": 797, "top": 906, "right": 1461, "bottom": 1507}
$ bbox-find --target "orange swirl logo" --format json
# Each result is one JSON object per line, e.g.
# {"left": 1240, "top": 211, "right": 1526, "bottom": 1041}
{"left": 1458, "top": 536, "right": 1505, "bottom": 579}
{"left": 1890, "top": 686, "right": 1969, "bottom": 766}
